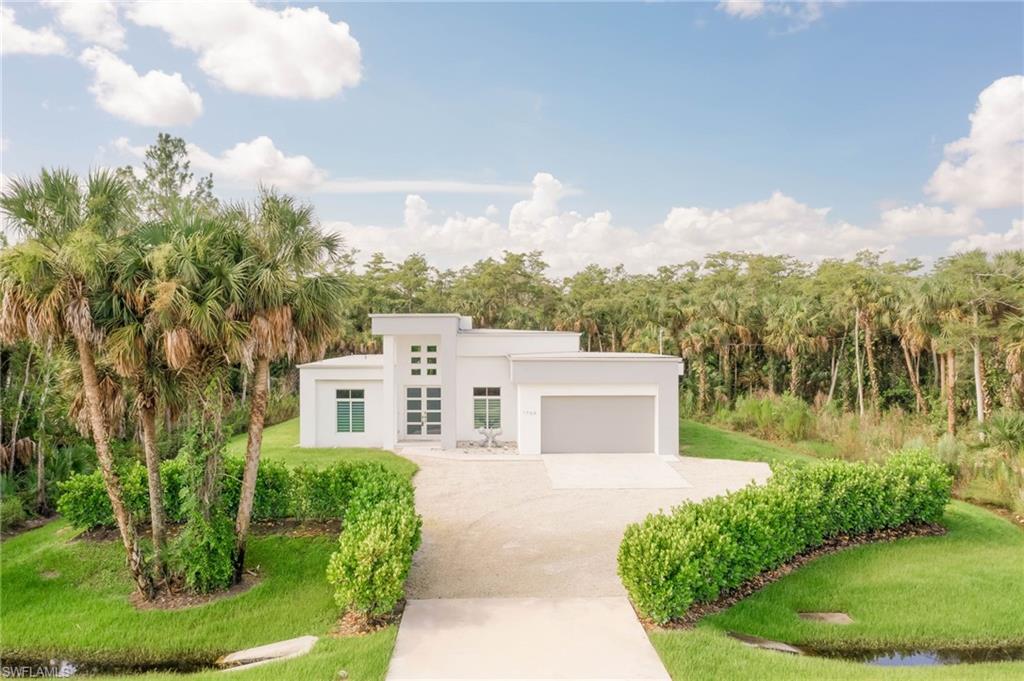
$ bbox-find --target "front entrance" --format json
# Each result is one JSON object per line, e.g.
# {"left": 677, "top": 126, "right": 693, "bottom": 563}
{"left": 405, "top": 386, "right": 442, "bottom": 438}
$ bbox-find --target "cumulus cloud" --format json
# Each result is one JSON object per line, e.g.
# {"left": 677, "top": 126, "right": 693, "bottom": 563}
{"left": 186, "top": 137, "right": 327, "bottom": 191}
{"left": 328, "top": 176, "right": 900, "bottom": 276}
{"left": 926, "top": 75, "right": 1024, "bottom": 209}
{"left": 950, "top": 220, "right": 1024, "bottom": 254}
{"left": 43, "top": 0, "right": 124, "bottom": 50}
{"left": 1, "top": 7, "right": 67, "bottom": 55}
{"left": 878, "top": 204, "right": 981, "bottom": 237}
{"left": 717, "top": 1, "right": 827, "bottom": 31}
{"left": 113, "top": 135, "right": 534, "bottom": 195}
{"left": 80, "top": 47, "right": 202, "bottom": 126}
{"left": 126, "top": 1, "right": 361, "bottom": 99}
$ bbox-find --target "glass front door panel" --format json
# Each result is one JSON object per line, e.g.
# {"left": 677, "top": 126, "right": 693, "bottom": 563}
{"left": 406, "top": 387, "right": 441, "bottom": 436}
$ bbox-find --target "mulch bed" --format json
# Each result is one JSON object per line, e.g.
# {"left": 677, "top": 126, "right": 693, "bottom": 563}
{"left": 131, "top": 571, "right": 262, "bottom": 611}
{"left": 0, "top": 515, "right": 54, "bottom": 540}
{"left": 330, "top": 601, "right": 405, "bottom": 637}
{"left": 644, "top": 522, "right": 947, "bottom": 631}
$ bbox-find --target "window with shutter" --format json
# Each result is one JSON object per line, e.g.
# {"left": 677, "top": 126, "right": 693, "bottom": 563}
{"left": 336, "top": 388, "right": 366, "bottom": 433}
{"left": 472, "top": 387, "right": 501, "bottom": 429}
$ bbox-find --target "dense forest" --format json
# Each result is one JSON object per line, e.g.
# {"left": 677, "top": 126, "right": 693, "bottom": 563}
{"left": 1, "top": 134, "right": 1022, "bottom": 592}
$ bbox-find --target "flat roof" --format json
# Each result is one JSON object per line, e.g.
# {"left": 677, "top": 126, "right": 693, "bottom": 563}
{"left": 508, "top": 351, "right": 681, "bottom": 362}
{"left": 369, "top": 313, "right": 463, "bottom": 318}
{"left": 460, "top": 328, "right": 580, "bottom": 336}
{"left": 298, "top": 354, "right": 384, "bottom": 369}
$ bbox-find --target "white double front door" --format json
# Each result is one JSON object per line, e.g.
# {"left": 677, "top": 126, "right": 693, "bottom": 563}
{"left": 405, "top": 386, "right": 442, "bottom": 438}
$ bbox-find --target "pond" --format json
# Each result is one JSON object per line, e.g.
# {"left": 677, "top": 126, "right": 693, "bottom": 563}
{"left": 803, "top": 645, "right": 1024, "bottom": 666}
{"left": 1, "top": 658, "right": 215, "bottom": 677}
{"left": 727, "top": 631, "right": 1024, "bottom": 667}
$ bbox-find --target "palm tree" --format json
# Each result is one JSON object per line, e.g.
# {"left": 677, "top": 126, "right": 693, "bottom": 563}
{"left": 98, "top": 221, "right": 186, "bottom": 579}
{"left": 678, "top": 316, "right": 715, "bottom": 413}
{"left": 764, "top": 297, "right": 828, "bottom": 397}
{"left": 147, "top": 204, "right": 250, "bottom": 518}
{"left": 0, "top": 169, "right": 153, "bottom": 596}
{"left": 232, "top": 189, "right": 347, "bottom": 582}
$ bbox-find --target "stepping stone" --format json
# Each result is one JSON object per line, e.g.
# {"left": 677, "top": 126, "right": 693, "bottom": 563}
{"left": 217, "top": 635, "right": 318, "bottom": 671}
{"left": 798, "top": 612, "right": 854, "bottom": 625}
{"left": 727, "top": 631, "right": 804, "bottom": 655}
{"left": 387, "top": 597, "right": 670, "bottom": 680}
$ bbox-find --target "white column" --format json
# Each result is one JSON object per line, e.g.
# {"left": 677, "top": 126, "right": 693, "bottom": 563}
{"left": 440, "top": 328, "right": 457, "bottom": 449}
{"left": 382, "top": 336, "right": 397, "bottom": 449}
{"left": 299, "top": 369, "right": 315, "bottom": 447}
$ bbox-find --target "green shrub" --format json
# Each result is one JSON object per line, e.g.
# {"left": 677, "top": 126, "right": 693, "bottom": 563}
{"left": 58, "top": 456, "right": 297, "bottom": 530}
{"left": 1, "top": 495, "right": 26, "bottom": 531}
{"left": 326, "top": 465, "right": 421, "bottom": 619}
{"left": 727, "top": 394, "right": 816, "bottom": 442}
{"left": 291, "top": 463, "right": 357, "bottom": 520}
{"left": 220, "top": 457, "right": 293, "bottom": 522}
{"left": 618, "top": 450, "right": 951, "bottom": 623}
{"left": 57, "top": 472, "right": 118, "bottom": 528}
{"left": 172, "top": 510, "right": 236, "bottom": 593}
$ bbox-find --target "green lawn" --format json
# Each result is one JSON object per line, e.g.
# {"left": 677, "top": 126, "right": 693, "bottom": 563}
{"left": 680, "top": 419, "right": 817, "bottom": 466}
{"left": 651, "top": 502, "right": 1024, "bottom": 680}
{"left": 0, "top": 520, "right": 395, "bottom": 680}
{"left": 226, "top": 418, "right": 418, "bottom": 479}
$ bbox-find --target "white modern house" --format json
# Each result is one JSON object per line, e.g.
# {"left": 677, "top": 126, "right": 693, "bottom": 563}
{"left": 298, "top": 314, "right": 682, "bottom": 456}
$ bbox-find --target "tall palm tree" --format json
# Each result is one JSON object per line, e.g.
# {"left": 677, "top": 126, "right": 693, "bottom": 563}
{"left": 765, "top": 297, "right": 828, "bottom": 397}
{"left": 0, "top": 169, "right": 153, "bottom": 596}
{"left": 232, "top": 189, "right": 347, "bottom": 581}
{"left": 98, "top": 220, "right": 186, "bottom": 578}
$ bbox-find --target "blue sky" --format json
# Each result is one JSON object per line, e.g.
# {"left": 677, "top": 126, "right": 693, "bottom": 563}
{"left": 2, "top": 1, "right": 1022, "bottom": 274}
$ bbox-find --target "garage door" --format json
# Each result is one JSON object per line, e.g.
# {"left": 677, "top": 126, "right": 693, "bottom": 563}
{"left": 540, "top": 395, "right": 655, "bottom": 453}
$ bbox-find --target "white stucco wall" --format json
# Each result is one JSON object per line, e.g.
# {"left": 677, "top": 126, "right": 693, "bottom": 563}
{"left": 299, "top": 364, "right": 384, "bottom": 447}
{"left": 305, "top": 379, "right": 384, "bottom": 447}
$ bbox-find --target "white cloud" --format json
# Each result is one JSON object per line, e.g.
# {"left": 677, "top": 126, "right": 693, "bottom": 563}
{"left": 114, "top": 136, "right": 534, "bottom": 196}
{"left": 0, "top": 7, "right": 67, "bottom": 55}
{"left": 79, "top": 47, "right": 202, "bottom": 126}
{"left": 43, "top": 0, "right": 124, "bottom": 50}
{"left": 186, "top": 136, "right": 327, "bottom": 191}
{"left": 950, "top": 220, "right": 1024, "bottom": 254}
{"left": 126, "top": 1, "right": 361, "bottom": 99}
{"left": 718, "top": 1, "right": 766, "bottom": 19}
{"left": 328, "top": 177, "right": 898, "bottom": 276}
{"left": 717, "top": 1, "right": 827, "bottom": 31}
{"left": 926, "top": 75, "right": 1024, "bottom": 209}
{"left": 0, "top": 137, "right": 8, "bottom": 152}
{"left": 878, "top": 204, "right": 980, "bottom": 237}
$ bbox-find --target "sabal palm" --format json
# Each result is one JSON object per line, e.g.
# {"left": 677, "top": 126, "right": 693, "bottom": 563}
{"left": 0, "top": 169, "right": 153, "bottom": 596}
{"left": 764, "top": 298, "right": 828, "bottom": 396}
{"left": 232, "top": 189, "right": 348, "bottom": 580}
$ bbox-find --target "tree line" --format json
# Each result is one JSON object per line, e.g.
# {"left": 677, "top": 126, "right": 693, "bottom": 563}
{"left": 337, "top": 249, "right": 1023, "bottom": 430}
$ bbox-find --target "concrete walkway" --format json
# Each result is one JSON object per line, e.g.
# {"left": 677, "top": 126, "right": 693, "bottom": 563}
{"left": 388, "top": 453, "right": 770, "bottom": 680}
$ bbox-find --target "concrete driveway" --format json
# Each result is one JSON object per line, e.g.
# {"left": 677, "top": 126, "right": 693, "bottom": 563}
{"left": 404, "top": 453, "right": 771, "bottom": 599}
{"left": 389, "top": 452, "right": 769, "bottom": 680}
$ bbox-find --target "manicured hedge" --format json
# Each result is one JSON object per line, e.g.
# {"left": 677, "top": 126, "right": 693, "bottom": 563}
{"left": 56, "top": 458, "right": 368, "bottom": 530}
{"left": 326, "top": 465, "right": 422, "bottom": 619}
{"left": 617, "top": 449, "right": 951, "bottom": 624}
